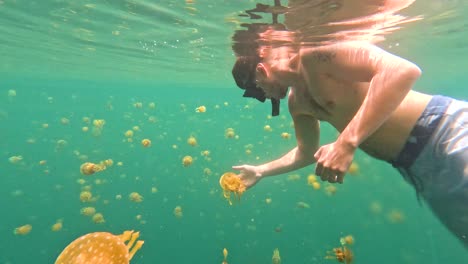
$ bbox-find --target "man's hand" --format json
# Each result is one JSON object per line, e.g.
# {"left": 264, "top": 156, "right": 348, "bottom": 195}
{"left": 232, "top": 164, "right": 263, "bottom": 189}
{"left": 313, "top": 139, "right": 356, "bottom": 183}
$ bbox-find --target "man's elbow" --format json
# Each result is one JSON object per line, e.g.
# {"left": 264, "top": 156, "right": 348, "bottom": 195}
{"left": 404, "top": 64, "right": 422, "bottom": 81}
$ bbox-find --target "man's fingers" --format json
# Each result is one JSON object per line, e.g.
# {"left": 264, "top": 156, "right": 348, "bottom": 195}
{"left": 337, "top": 173, "right": 345, "bottom": 184}
{"left": 232, "top": 165, "right": 243, "bottom": 170}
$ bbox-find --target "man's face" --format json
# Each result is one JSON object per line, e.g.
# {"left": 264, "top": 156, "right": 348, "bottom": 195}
{"left": 255, "top": 63, "right": 288, "bottom": 99}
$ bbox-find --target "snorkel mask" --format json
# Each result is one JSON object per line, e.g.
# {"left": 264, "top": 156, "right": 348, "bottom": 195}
{"left": 231, "top": 1, "right": 285, "bottom": 117}
{"left": 232, "top": 56, "right": 280, "bottom": 116}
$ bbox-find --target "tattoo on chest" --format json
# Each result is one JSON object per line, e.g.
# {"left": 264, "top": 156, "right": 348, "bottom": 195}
{"left": 311, "top": 51, "right": 337, "bottom": 63}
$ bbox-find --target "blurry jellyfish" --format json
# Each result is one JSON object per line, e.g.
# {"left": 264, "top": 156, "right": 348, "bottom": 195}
{"left": 80, "top": 207, "right": 96, "bottom": 216}
{"left": 174, "top": 206, "right": 183, "bottom": 218}
{"left": 280, "top": 132, "right": 291, "bottom": 139}
{"left": 141, "top": 139, "right": 151, "bottom": 147}
{"left": 387, "top": 209, "right": 405, "bottom": 223}
{"left": 264, "top": 125, "right": 273, "bottom": 132}
{"left": 125, "top": 130, "right": 134, "bottom": 138}
{"left": 265, "top": 198, "right": 272, "bottom": 204}
{"left": 225, "top": 128, "right": 236, "bottom": 138}
{"left": 347, "top": 162, "right": 360, "bottom": 175}
{"left": 195, "top": 105, "right": 206, "bottom": 113}
{"left": 42, "top": 123, "right": 49, "bottom": 129}
{"left": 187, "top": 136, "right": 197, "bottom": 146}
{"left": 151, "top": 187, "right": 158, "bottom": 193}
{"left": 134, "top": 102, "right": 143, "bottom": 108}
{"left": 39, "top": 160, "right": 47, "bottom": 165}
{"left": 203, "top": 168, "right": 212, "bottom": 176}
{"left": 92, "top": 119, "right": 105, "bottom": 137}
{"left": 272, "top": 248, "right": 281, "bottom": 264}
{"left": 132, "top": 126, "right": 140, "bottom": 131}
{"left": 369, "top": 201, "right": 382, "bottom": 214}
{"left": 54, "top": 230, "right": 144, "bottom": 264}
{"left": 296, "top": 201, "right": 310, "bottom": 209}
{"left": 325, "top": 246, "right": 354, "bottom": 264}
{"left": 340, "top": 235, "right": 355, "bottom": 246}
{"left": 307, "top": 174, "right": 317, "bottom": 185}
{"left": 219, "top": 172, "right": 246, "bottom": 205}
{"left": 325, "top": 185, "right": 337, "bottom": 196}
{"left": 82, "top": 126, "right": 89, "bottom": 132}
{"left": 14, "top": 224, "right": 32, "bottom": 235}
{"left": 287, "top": 174, "right": 301, "bottom": 181}
{"left": 129, "top": 192, "right": 143, "bottom": 203}
{"left": 222, "top": 247, "right": 228, "bottom": 264}
{"left": 79, "top": 191, "right": 93, "bottom": 202}
{"left": 8, "top": 155, "right": 23, "bottom": 164}
{"left": 7, "top": 89, "right": 16, "bottom": 98}
{"left": 92, "top": 213, "right": 105, "bottom": 224}
{"left": 148, "top": 102, "right": 156, "bottom": 109}
{"left": 51, "top": 219, "right": 63, "bottom": 232}
{"left": 182, "top": 156, "right": 193, "bottom": 167}
{"left": 312, "top": 182, "right": 321, "bottom": 190}
{"left": 60, "top": 118, "right": 70, "bottom": 125}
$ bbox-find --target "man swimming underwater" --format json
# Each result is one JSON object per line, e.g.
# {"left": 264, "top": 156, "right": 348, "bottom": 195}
{"left": 231, "top": 38, "right": 468, "bottom": 247}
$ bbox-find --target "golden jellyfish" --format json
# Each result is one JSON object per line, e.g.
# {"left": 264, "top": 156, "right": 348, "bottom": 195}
{"left": 60, "top": 117, "right": 70, "bottom": 125}
{"left": 151, "top": 187, "right": 158, "bottom": 193}
{"left": 8, "top": 155, "right": 23, "bottom": 164}
{"left": 92, "top": 213, "right": 105, "bottom": 224}
{"left": 174, "top": 206, "right": 183, "bottom": 218}
{"left": 312, "top": 181, "right": 321, "bottom": 190}
{"left": 325, "top": 185, "right": 337, "bottom": 196}
{"left": 219, "top": 172, "right": 246, "bottom": 205}
{"left": 51, "top": 220, "right": 63, "bottom": 232}
{"left": 307, "top": 174, "right": 317, "bottom": 185}
{"left": 225, "top": 128, "right": 236, "bottom": 138}
{"left": 264, "top": 125, "right": 273, "bottom": 132}
{"left": 129, "top": 192, "right": 143, "bottom": 203}
{"left": 125, "top": 130, "right": 134, "bottom": 138}
{"left": 80, "top": 191, "right": 93, "bottom": 202}
{"left": 148, "top": 102, "right": 156, "bottom": 109}
{"left": 141, "top": 139, "right": 151, "bottom": 147}
{"left": 195, "top": 105, "right": 206, "bottom": 113}
{"left": 80, "top": 207, "right": 96, "bottom": 216}
{"left": 272, "top": 248, "right": 281, "bottom": 264}
{"left": 280, "top": 132, "right": 291, "bottom": 139}
{"left": 348, "top": 162, "right": 360, "bottom": 175}
{"left": 182, "top": 156, "right": 193, "bottom": 167}
{"left": 222, "top": 247, "right": 228, "bottom": 264}
{"left": 14, "top": 224, "right": 32, "bottom": 235}
{"left": 325, "top": 246, "right": 353, "bottom": 264}
{"left": 340, "top": 235, "right": 355, "bottom": 246}
{"left": 55, "top": 230, "right": 144, "bottom": 264}
{"left": 134, "top": 102, "right": 143, "bottom": 108}
{"left": 80, "top": 162, "right": 105, "bottom": 176}
{"left": 187, "top": 136, "right": 197, "bottom": 146}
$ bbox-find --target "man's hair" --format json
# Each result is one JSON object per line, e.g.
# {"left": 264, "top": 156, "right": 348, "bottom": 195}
{"left": 231, "top": 23, "right": 280, "bottom": 116}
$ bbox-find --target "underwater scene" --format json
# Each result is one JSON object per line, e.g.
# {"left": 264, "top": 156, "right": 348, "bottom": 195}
{"left": 1, "top": 0, "right": 468, "bottom": 263}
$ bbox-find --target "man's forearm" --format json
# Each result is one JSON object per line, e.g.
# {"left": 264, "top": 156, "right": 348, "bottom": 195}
{"left": 257, "top": 147, "right": 316, "bottom": 177}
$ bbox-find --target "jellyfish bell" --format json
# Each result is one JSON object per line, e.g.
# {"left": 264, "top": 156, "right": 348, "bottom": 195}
{"left": 55, "top": 230, "right": 144, "bottom": 264}
{"left": 219, "top": 172, "right": 246, "bottom": 205}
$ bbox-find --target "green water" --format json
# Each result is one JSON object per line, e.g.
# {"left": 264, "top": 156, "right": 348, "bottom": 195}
{"left": 1, "top": 0, "right": 468, "bottom": 263}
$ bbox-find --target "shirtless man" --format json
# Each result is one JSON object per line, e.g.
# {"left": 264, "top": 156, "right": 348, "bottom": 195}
{"left": 231, "top": 41, "right": 468, "bottom": 246}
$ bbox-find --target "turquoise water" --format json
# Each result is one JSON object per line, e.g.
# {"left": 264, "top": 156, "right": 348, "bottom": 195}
{"left": 1, "top": 1, "right": 468, "bottom": 263}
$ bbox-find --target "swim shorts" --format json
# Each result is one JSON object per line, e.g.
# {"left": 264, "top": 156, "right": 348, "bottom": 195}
{"left": 392, "top": 95, "right": 468, "bottom": 245}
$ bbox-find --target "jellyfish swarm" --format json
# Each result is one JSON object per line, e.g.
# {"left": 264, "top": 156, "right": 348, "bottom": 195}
{"left": 219, "top": 172, "right": 246, "bottom": 205}
{"left": 55, "top": 230, "right": 144, "bottom": 264}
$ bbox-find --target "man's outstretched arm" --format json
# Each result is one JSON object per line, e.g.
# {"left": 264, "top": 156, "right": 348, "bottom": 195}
{"left": 233, "top": 108, "right": 320, "bottom": 189}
